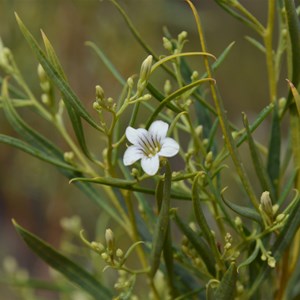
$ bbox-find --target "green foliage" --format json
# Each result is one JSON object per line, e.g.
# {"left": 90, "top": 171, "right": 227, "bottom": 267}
{"left": 1, "top": 0, "right": 300, "bottom": 299}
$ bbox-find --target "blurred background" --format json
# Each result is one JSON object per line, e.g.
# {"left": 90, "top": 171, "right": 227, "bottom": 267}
{"left": 0, "top": 0, "right": 283, "bottom": 298}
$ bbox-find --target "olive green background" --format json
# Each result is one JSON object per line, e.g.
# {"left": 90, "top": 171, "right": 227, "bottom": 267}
{"left": 0, "top": 0, "right": 279, "bottom": 298}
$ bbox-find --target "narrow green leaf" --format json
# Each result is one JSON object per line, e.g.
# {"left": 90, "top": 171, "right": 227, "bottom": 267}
{"left": 214, "top": 1, "right": 264, "bottom": 35}
{"left": 155, "top": 178, "right": 164, "bottom": 210}
{"left": 71, "top": 176, "right": 137, "bottom": 189}
{"left": 245, "top": 36, "right": 266, "bottom": 53}
{"left": 236, "top": 103, "right": 274, "bottom": 148}
{"left": 15, "top": 13, "right": 102, "bottom": 132}
{"left": 173, "top": 212, "right": 215, "bottom": 276}
{"left": 267, "top": 104, "right": 281, "bottom": 198}
{"left": 150, "top": 52, "right": 216, "bottom": 74}
{"left": 214, "top": 263, "right": 237, "bottom": 300}
{"left": 211, "top": 42, "right": 236, "bottom": 72}
{"left": 40, "top": 32, "right": 98, "bottom": 160}
{"left": 41, "top": 30, "right": 67, "bottom": 81}
{"left": 63, "top": 100, "right": 95, "bottom": 161}
{"left": 13, "top": 220, "right": 112, "bottom": 299}
{"left": 150, "top": 163, "right": 172, "bottom": 277}
{"left": 237, "top": 241, "right": 259, "bottom": 272}
{"left": 70, "top": 176, "right": 191, "bottom": 200}
{"left": 278, "top": 169, "right": 297, "bottom": 205}
{"left": 243, "top": 113, "right": 274, "bottom": 197}
{"left": 0, "top": 134, "right": 78, "bottom": 171}
{"left": 221, "top": 194, "right": 262, "bottom": 225}
{"left": 287, "top": 79, "right": 300, "bottom": 115}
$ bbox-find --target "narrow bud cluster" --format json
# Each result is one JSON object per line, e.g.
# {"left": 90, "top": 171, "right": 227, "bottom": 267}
{"left": 137, "top": 55, "right": 153, "bottom": 94}
{"left": 37, "top": 64, "right": 54, "bottom": 107}
{"left": 93, "top": 85, "right": 116, "bottom": 113}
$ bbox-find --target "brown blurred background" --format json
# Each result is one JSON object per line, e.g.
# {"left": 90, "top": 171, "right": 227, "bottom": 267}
{"left": 0, "top": 0, "right": 281, "bottom": 298}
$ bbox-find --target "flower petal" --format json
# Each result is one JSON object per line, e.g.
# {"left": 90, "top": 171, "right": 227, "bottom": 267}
{"left": 148, "top": 120, "right": 168, "bottom": 142}
{"left": 141, "top": 155, "right": 160, "bottom": 175}
{"left": 123, "top": 145, "right": 144, "bottom": 166}
{"left": 126, "top": 127, "right": 148, "bottom": 145}
{"left": 159, "top": 137, "right": 179, "bottom": 157}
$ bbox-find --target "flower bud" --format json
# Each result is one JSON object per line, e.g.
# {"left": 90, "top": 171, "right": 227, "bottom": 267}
{"left": 225, "top": 232, "right": 232, "bottom": 243}
{"left": 203, "top": 138, "right": 209, "bottom": 147}
{"left": 191, "top": 71, "right": 199, "bottom": 81}
{"left": 131, "top": 168, "right": 139, "bottom": 177}
{"left": 162, "top": 37, "right": 173, "bottom": 51}
{"left": 139, "top": 55, "right": 153, "bottom": 83}
{"left": 189, "top": 222, "right": 197, "bottom": 232}
{"left": 105, "top": 228, "right": 115, "bottom": 250}
{"left": 204, "top": 151, "right": 213, "bottom": 169}
{"left": 231, "top": 131, "right": 239, "bottom": 140}
{"left": 40, "top": 81, "right": 51, "bottom": 93}
{"left": 127, "top": 77, "right": 134, "bottom": 89}
{"left": 101, "top": 252, "right": 109, "bottom": 261}
{"left": 260, "top": 191, "right": 273, "bottom": 218}
{"left": 277, "top": 212, "right": 285, "bottom": 221}
{"left": 41, "top": 93, "right": 50, "bottom": 105}
{"left": 64, "top": 151, "right": 75, "bottom": 163}
{"left": 278, "top": 97, "right": 286, "bottom": 110}
{"left": 141, "top": 94, "right": 152, "bottom": 101}
{"left": 91, "top": 241, "right": 105, "bottom": 253}
{"left": 195, "top": 125, "right": 203, "bottom": 137}
{"left": 268, "top": 256, "right": 276, "bottom": 268}
{"left": 93, "top": 102, "right": 101, "bottom": 111}
{"left": 261, "top": 253, "right": 267, "bottom": 261}
{"left": 235, "top": 216, "right": 242, "bottom": 227}
{"left": 116, "top": 248, "right": 124, "bottom": 258}
{"left": 224, "top": 242, "right": 231, "bottom": 250}
{"left": 178, "top": 31, "right": 188, "bottom": 42}
{"left": 164, "top": 79, "right": 172, "bottom": 95}
{"left": 95, "top": 85, "right": 105, "bottom": 101}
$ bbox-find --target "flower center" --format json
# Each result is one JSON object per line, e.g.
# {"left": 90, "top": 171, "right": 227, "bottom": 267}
{"left": 139, "top": 133, "right": 161, "bottom": 157}
{"left": 146, "top": 145, "right": 160, "bottom": 157}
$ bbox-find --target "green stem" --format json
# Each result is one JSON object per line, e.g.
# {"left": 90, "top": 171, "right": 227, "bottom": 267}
{"left": 264, "top": 0, "right": 277, "bottom": 103}
{"left": 187, "top": 0, "right": 259, "bottom": 210}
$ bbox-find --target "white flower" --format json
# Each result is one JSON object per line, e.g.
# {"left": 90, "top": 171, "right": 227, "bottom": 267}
{"left": 123, "top": 120, "right": 179, "bottom": 176}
